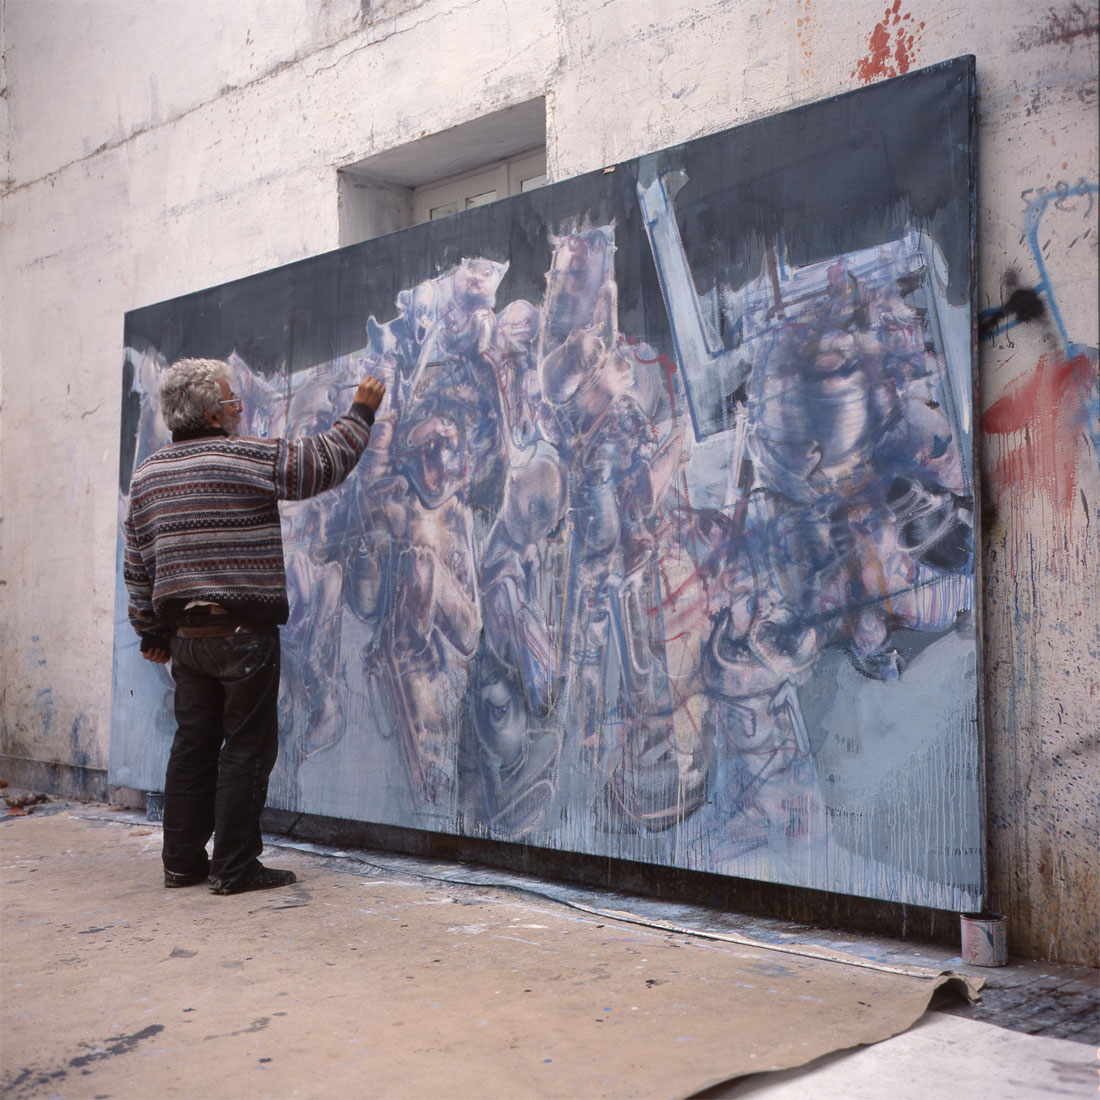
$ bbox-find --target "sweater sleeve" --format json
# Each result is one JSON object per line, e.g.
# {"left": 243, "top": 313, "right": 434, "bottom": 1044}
{"left": 273, "top": 403, "right": 375, "bottom": 501}
{"left": 123, "top": 505, "right": 169, "bottom": 650}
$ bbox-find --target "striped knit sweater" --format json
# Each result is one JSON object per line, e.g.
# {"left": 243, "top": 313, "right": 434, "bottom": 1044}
{"left": 124, "top": 404, "right": 374, "bottom": 649}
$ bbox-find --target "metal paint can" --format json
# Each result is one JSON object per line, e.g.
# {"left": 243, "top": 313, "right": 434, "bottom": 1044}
{"left": 960, "top": 911, "right": 1008, "bottom": 966}
{"left": 146, "top": 791, "right": 164, "bottom": 822}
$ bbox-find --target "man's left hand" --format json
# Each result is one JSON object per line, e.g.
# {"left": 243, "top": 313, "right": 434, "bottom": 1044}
{"left": 142, "top": 648, "right": 170, "bottom": 664}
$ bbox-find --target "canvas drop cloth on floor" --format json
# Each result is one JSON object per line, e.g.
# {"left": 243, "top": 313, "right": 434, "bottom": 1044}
{"left": 1, "top": 811, "right": 978, "bottom": 1099}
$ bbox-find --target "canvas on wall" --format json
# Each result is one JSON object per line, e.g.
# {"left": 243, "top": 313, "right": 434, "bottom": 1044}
{"left": 111, "top": 57, "right": 981, "bottom": 910}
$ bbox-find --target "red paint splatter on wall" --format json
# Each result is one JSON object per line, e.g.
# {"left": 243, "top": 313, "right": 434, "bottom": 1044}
{"left": 982, "top": 353, "right": 1098, "bottom": 517}
{"left": 851, "top": 1, "right": 925, "bottom": 84}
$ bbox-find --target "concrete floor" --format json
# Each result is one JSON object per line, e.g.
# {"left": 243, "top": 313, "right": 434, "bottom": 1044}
{"left": 2, "top": 792, "right": 1096, "bottom": 1100}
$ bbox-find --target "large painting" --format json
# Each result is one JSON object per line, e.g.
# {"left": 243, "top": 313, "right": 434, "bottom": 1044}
{"left": 111, "top": 58, "right": 981, "bottom": 910}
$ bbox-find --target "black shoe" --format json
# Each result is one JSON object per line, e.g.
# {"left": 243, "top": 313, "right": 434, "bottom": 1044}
{"left": 164, "top": 867, "right": 210, "bottom": 888}
{"left": 209, "top": 866, "right": 297, "bottom": 895}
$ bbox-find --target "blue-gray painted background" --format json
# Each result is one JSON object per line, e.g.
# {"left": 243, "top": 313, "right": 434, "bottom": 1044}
{"left": 111, "top": 58, "right": 982, "bottom": 910}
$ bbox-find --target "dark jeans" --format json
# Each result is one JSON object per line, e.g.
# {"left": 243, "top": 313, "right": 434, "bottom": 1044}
{"left": 164, "top": 629, "right": 281, "bottom": 890}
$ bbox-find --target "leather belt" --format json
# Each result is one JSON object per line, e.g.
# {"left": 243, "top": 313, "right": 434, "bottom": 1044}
{"left": 175, "top": 622, "right": 264, "bottom": 638}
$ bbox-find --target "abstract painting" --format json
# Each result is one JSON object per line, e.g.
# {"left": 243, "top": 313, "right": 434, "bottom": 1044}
{"left": 112, "top": 57, "right": 981, "bottom": 909}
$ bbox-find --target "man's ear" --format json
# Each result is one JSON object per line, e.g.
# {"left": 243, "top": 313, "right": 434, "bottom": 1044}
{"left": 203, "top": 406, "right": 223, "bottom": 429}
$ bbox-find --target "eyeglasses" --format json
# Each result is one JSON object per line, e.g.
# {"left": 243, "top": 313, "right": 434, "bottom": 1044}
{"left": 219, "top": 393, "right": 242, "bottom": 407}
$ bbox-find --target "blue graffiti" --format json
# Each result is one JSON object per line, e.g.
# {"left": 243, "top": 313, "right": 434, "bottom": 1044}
{"left": 980, "top": 179, "right": 1098, "bottom": 356}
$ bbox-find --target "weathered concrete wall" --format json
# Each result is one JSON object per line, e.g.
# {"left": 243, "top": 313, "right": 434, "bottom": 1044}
{"left": 2, "top": 0, "right": 1096, "bottom": 962}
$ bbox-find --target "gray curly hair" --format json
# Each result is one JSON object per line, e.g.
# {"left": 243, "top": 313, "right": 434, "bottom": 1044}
{"left": 159, "top": 358, "right": 232, "bottom": 431}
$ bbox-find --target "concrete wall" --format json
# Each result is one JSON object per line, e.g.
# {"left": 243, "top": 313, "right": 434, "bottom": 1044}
{"left": 2, "top": 0, "right": 1096, "bottom": 962}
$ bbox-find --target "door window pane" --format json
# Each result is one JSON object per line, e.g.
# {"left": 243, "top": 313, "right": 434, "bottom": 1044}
{"left": 465, "top": 189, "right": 498, "bottom": 209}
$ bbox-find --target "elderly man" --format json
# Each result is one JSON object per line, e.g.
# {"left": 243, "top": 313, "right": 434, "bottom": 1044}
{"left": 124, "top": 358, "right": 384, "bottom": 895}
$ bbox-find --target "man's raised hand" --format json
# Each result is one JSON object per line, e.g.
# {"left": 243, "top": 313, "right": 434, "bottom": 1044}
{"left": 355, "top": 376, "right": 386, "bottom": 412}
